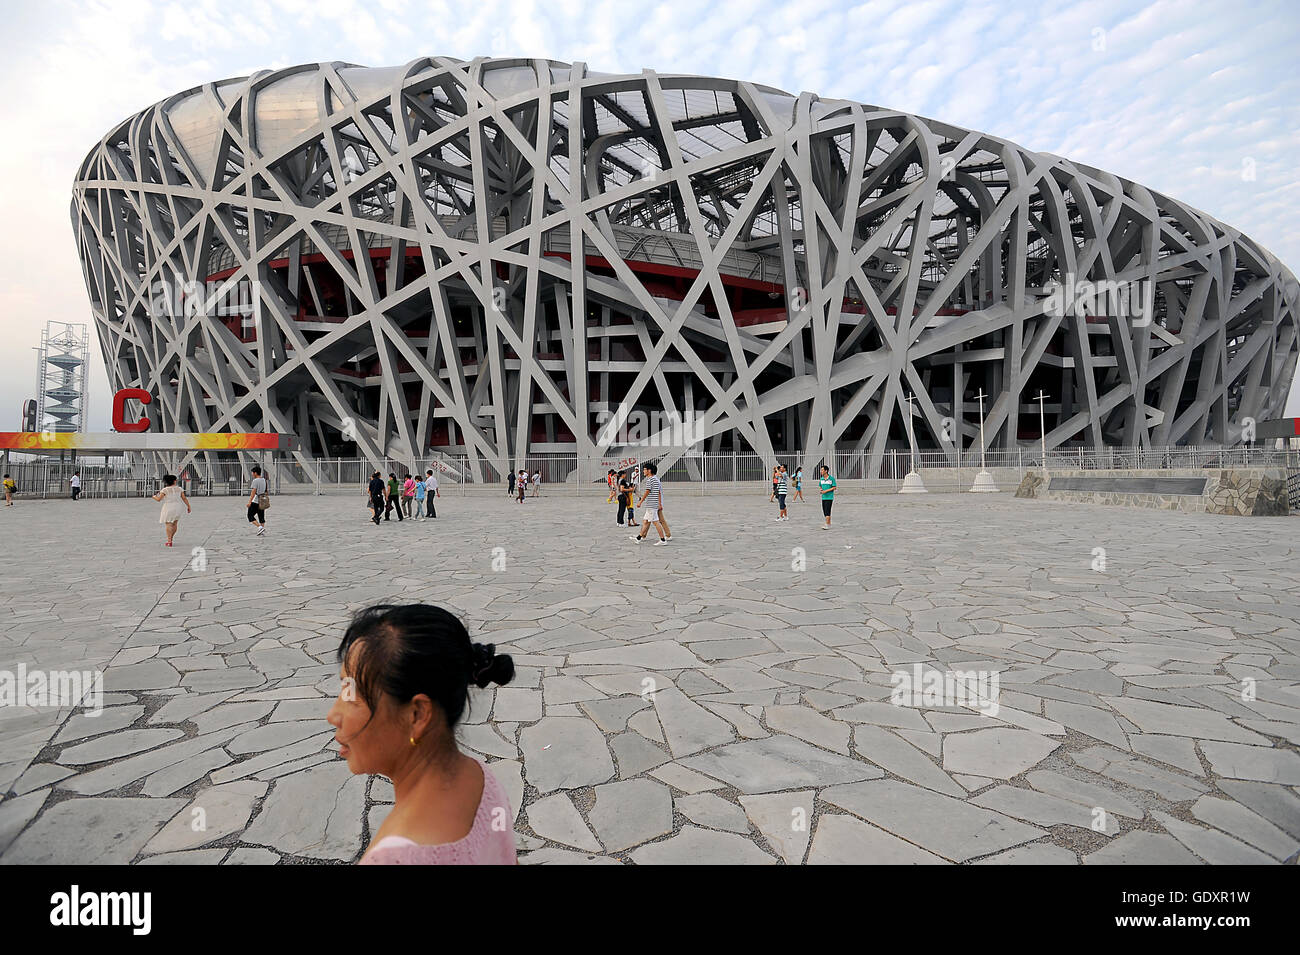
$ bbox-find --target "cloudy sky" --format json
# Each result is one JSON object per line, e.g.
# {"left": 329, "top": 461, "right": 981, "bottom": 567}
{"left": 1, "top": 0, "right": 1297, "bottom": 430}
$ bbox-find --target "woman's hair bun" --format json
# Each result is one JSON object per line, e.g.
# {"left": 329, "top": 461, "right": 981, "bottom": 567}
{"left": 469, "top": 642, "right": 515, "bottom": 688}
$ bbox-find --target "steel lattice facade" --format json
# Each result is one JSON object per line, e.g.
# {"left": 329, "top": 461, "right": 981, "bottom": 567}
{"left": 71, "top": 56, "right": 1300, "bottom": 482}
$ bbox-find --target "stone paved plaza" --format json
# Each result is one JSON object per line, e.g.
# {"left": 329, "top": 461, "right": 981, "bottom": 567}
{"left": 1, "top": 488, "right": 1298, "bottom": 865}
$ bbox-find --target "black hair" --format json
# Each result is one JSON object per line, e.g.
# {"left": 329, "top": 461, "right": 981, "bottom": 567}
{"left": 337, "top": 604, "right": 514, "bottom": 734}
{"left": 251, "top": 466, "right": 262, "bottom": 475}
{"left": 643, "top": 461, "right": 657, "bottom": 475}
{"left": 163, "top": 474, "right": 177, "bottom": 486}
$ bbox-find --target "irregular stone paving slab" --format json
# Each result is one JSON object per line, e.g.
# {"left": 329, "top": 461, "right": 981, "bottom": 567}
{"left": 763, "top": 704, "right": 850, "bottom": 755}
{"left": 228, "top": 721, "right": 327, "bottom": 756}
{"left": 526, "top": 793, "right": 602, "bottom": 852}
{"left": 852, "top": 724, "right": 965, "bottom": 798}
{"left": 489, "top": 759, "right": 524, "bottom": 824}
{"left": 1198, "top": 741, "right": 1300, "bottom": 784}
{"left": 611, "top": 733, "right": 668, "bottom": 777}
{"left": 143, "top": 780, "right": 268, "bottom": 854}
{"left": 1102, "top": 697, "right": 1269, "bottom": 744}
{"left": 54, "top": 705, "right": 145, "bottom": 743}
{"left": 972, "top": 786, "right": 1120, "bottom": 834}
{"left": 973, "top": 844, "right": 1078, "bottom": 864}
{"left": 138, "top": 848, "right": 229, "bottom": 865}
{"left": 587, "top": 779, "right": 673, "bottom": 852}
{"left": 241, "top": 761, "right": 366, "bottom": 861}
{"left": 57, "top": 728, "right": 184, "bottom": 765}
{"left": 11, "top": 762, "right": 75, "bottom": 796}
{"left": 630, "top": 825, "right": 776, "bottom": 865}
{"left": 224, "top": 847, "right": 280, "bottom": 865}
{"left": 1043, "top": 700, "right": 1129, "bottom": 749}
{"left": 648, "top": 762, "right": 725, "bottom": 794}
{"left": 1023, "top": 770, "right": 1142, "bottom": 819}
{"left": 567, "top": 641, "right": 703, "bottom": 670}
{"left": 676, "top": 793, "right": 750, "bottom": 834}
{"left": 141, "top": 747, "right": 234, "bottom": 797}
{"left": 1084, "top": 831, "right": 1202, "bottom": 865}
{"left": 1153, "top": 812, "right": 1276, "bottom": 865}
{"left": 520, "top": 848, "right": 623, "bottom": 865}
{"left": 652, "top": 687, "right": 735, "bottom": 757}
{"left": 59, "top": 723, "right": 257, "bottom": 795}
{"left": 738, "top": 791, "right": 814, "bottom": 864}
{"left": 4, "top": 796, "right": 185, "bottom": 864}
{"left": 0, "top": 790, "right": 50, "bottom": 855}
{"left": 519, "top": 717, "right": 614, "bottom": 793}
{"left": 942, "top": 728, "right": 1061, "bottom": 780}
{"left": 807, "top": 813, "right": 949, "bottom": 864}
{"left": 1129, "top": 734, "right": 1204, "bottom": 775}
{"left": 683, "top": 736, "right": 882, "bottom": 794}
{"left": 579, "top": 698, "right": 650, "bottom": 733}
{"left": 821, "top": 779, "right": 1047, "bottom": 862}
{"left": 1215, "top": 781, "right": 1300, "bottom": 840}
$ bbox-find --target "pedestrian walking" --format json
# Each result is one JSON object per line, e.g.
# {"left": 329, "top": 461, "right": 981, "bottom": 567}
{"left": 425, "top": 469, "right": 440, "bottom": 518}
{"left": 516, "top": 470, "right": 527, "bottom": 503}
{"left": 617, "top": 469, "right": 635, "bottom": 525}
{"left": 367, "top": 471, "right": 385, "bottom": 525}
{"left": 775, "top": 466, "right": 789, "bottom": 521}
{"left": 606, "top": 469, "right": 617, "bottom": 503}
{"left": 769, "top": 466, "right": 779, "bottom": 502}
{"left": 403, "top": 473, "right": 416, "bottom": 517}
{"left": 531, "top": 470, "right": 542, "bottom": 497}
{"left": 818, "top": 464, "right": 837, "bottom": 529}
{"left": 507, "top": 470, "right": 515, "bottom": 497}
{"left": 70, "top": 471, "right": 82, "bottom": 501}
{"left": 631, "top": 462, "right": 669, "bottom": 545}
{"left": 152, "top": 473, "right": 191, "bottom": 546}
{"left": 413, "top": 474, "right": 427, "bottom": 520}
{"left": 385, "top": 473, "right": 404, "bottom": 521}
{"left": 792, "top": 466, "right": 804, "bottom": 502}
{"left": 4, "top": 473, "right": 17, "bottom": 505}
{"left": 247, "top": 465, "right": 269, "bottom": 535}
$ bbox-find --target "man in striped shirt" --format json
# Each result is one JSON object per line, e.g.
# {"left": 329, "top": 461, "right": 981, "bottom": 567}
{"left": 631, "top": 461, "right": 670, "bottom": 545}
{"left": 775, "top": 466, "right": 789, "bottom": 521}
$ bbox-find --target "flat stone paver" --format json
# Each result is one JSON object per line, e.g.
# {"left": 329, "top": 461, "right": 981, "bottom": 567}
{"left": 0, "top": 491, "right": 1298, "bottom": 864}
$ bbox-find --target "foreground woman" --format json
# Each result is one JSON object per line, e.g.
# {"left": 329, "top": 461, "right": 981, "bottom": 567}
{"left": 329, "top": 603, "right": 518, "bottom": 864}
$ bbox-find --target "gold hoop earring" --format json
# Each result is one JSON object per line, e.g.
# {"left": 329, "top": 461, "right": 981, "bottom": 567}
{"left": 409, "top": 736, "right": 417, "bottom": 746}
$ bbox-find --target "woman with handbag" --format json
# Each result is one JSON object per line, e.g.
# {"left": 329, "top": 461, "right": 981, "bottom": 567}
{"left": 247, "top": 466, "right": 269, "bottom": 536}
{"left": 3, "top": 473, "right": 16, "bottom": 506}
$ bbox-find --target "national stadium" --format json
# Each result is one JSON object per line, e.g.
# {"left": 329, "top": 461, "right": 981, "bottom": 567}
{"left": 70, "top": 56, "right": 1300, "bottom": 483}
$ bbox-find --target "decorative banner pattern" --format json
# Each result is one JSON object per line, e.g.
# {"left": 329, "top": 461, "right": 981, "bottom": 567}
{"left": 0, "top": 433, "right": 293, "bottom": 452}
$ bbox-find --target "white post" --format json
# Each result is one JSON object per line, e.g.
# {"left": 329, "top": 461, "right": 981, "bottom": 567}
{"left": 899, "top": 393, "right": 927, "bottom": 493}
{"left": 1035, "top": 391, "right": 1049, "bottom": 473}
{"left": 970, "top": 388, "right": 997, "bottom": 492}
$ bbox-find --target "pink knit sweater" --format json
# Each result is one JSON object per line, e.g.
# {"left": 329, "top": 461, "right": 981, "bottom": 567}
{"left": 359, "top": 760, "right": 517, "bottom": 865}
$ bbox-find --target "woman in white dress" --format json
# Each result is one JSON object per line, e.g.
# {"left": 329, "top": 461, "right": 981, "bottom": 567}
{"left": 152, "top": 474, "right": 191, "bottom": 547}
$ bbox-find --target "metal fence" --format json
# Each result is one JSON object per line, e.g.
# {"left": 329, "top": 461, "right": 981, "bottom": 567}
{"left": 5, "top": 445, "right": 1297, "bottom": 501}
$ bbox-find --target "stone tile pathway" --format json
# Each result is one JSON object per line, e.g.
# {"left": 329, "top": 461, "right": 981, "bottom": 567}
{"left": 1, "top": 491, "right": 1298, "bottom": 864}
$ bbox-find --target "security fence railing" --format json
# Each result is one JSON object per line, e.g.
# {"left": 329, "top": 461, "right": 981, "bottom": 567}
{"left": 4, "top": 446, "right": 1298, "bottom": 501}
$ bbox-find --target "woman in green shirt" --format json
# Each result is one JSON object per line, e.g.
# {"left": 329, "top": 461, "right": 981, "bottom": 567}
{"left": 818, "top": 464, "right": 837, "bottom": 529}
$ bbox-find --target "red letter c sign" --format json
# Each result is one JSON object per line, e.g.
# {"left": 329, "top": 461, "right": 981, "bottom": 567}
{"left": 112, "top": 388, "right": 152, "bottom": 432}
